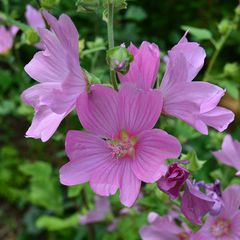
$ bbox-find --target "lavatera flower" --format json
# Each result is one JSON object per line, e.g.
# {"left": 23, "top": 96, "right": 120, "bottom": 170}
{"left": 21, "top": 11, "right": 88, "bottom": 142}
{"left": 193, "top": 185, "right": 240, "bottom": 240}
{"left": 118, "top": 35, "right": 234, "bottom": 135}
{"left": 0, "top": 25, "right": 18, "bottom": 54}
{"left": 60, "top": 85, "right": 181, "bottom": 207}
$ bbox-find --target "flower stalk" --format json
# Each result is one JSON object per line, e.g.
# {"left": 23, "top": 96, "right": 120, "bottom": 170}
{"left": 107, "top": 0, "right": 118, "bottom": 90}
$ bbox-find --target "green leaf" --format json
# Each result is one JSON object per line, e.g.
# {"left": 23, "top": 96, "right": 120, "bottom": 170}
{"left": 36, "top": 214, "right": 80, "bottom": 231}
{"left": 67, "top": 185, "right": 83, "bottom": 198}
{"left": 181, "top": 25, "right": 213, "bottom": 41}
{"left": 181, "top": 150, "right": 205, "bottom": 172}
{"left": 218, "top": 80, "right": 239, "bottom": 99}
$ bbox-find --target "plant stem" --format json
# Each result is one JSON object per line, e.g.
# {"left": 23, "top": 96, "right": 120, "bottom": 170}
{"left": 203, "top": 14, "right": 239, "bottom": 82}
{"left": 107, "top": 0, "right": 118, "bottom": 90}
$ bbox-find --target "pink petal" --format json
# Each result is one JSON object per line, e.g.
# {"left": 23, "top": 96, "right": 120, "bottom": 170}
{"left": 221, "top": 185, "right": 240, "bottom": 218}
{"left": 168, "top": 35, "right": 206, "bottom": 82}
{"left": 118, "top": 41, "right": 160, "bottom": 89}
{"left": 213, "top": 135, "right": 240, "bottom": 171}
{"left": 119, "top": 85, "right": 163, "bottom": 135}
{"left": 26, "top": 106, "right": 67, "bottom": 142}
{"left": 231, "top": 213, "right": 240, "bottom": 236}
{"left": 119, "top": 160, "right": 141, "bottom": 207}
{"left": 79, "top": 196, "right": 110, "bottom": 224}
{"left": 21, "top": 82, "right": 61, "bottom": 109}
{"left": 199, "top": 106, "right": 234, "bottom": 133}
{"left": 60, "top": 131, "right": 112, "bottom": 185}
{"left": 132, "top": 129, "right": 181, "bottom": 182}
{"left": 25, "top": 5, "right": 45, "bottom": 30}
{"left": 77, "top": 85, "right": 119, "bottom": 138}
{"left": 0, "top": 26, "right": 13, "bottom": 53}
{"left": 42, "top": 10, "right": 79, "bottom": 59}
{"left": 24, "top": 28, "right": 68, "bottom": 83}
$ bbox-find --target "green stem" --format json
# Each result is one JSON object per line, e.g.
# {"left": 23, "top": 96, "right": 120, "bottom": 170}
{"left": 0, "top": 12, "right": 29, "bottom": 31}
{"left": 203, "top": 14, "right": 239, "bottom": 82}
{"left": 107, "top": 1, "right": 118, "bottom": 90}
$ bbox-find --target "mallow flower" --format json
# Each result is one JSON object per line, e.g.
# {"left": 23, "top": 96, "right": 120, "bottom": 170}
{"left": 213, "top": 134, "right": 240, "bottom": 176}
{"left": 0, "top": 25, "right": 18, "bottom": 54}
{"left": 181, "top": 180, "right": 224, "bottom": 225}
{"left": 193, "top": 185, "right": 240, "bottom": 240}
{"left": 117, "top": 35, "right": 234, "bottom": 135}
{"left": 140, "top": 211, "right": 193, "bottom": 240}
{"left": 21, "top": 11, "right": 87, "bottom": 141}
{"left": 60, "top": 85, "right": 181, "bottom": 207}
{"left": 157, "top": 162, "right": 189, "bottom": 199}
{"left": 79, "top": 196, "right": 110, "bottom": 224}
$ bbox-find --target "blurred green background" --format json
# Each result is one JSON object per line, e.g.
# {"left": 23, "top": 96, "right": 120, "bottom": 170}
{"left": 0, "top": 0, "right": 240, "bottom": 239}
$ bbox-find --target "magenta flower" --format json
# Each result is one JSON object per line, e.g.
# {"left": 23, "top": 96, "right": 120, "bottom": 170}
{"left": 193, "top": 185, "right": 240, "bottom": 239}
{"left": 213, "top": 135, "right": 240, "bottom": 176}
{"left": 21, "top": 11, "right": 87, "bottom": 141}
{"left": 60, "top": 85, "right": 181, "bottom": 207}
{"left": 157, "top": 162, "right": 189, "bottom": 199}
{"left": 0, "top": 25, "right": 18, "bottom": 54}
{"left": 79, "top": 196, "right": 110, "bottom": 224}
{"left": 117, "top": 36, "right": 234, "bottom": 134}
{"left": 140, "top": 211, "right": 193, "bottom": 240}
{"left": 181, "top": 180, "right": 215, "bottom": 225}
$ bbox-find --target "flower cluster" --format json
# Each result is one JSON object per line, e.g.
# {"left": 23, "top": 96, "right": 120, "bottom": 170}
{"left": 21, "top": 9, "right": 234, "bottom": 211}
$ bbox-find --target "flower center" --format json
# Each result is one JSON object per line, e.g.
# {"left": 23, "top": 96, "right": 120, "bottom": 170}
{"left": 211, "top": 218, "right": 231, "bottom": 237}
{"left": 108, "top": 130, "right": 137, "bottom": 159}
{"left": 177, "top": 232, "right": 190, "bottom": 240}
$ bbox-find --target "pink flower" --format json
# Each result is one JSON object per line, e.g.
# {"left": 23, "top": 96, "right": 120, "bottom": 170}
{"left": 117, "top": 36, "right": 234, "bottom": 134}
{"left": 0, "top": 25, "right": 18, "bottom": 54}
{"left": 213, "top": 135, "right": 240, "bottom": 176}
{"left": 79, "top": 196, "right": 110, "bottom": 224}
{"left": 140, "top": 211, "right": 193, "bottom": 240}
{"left": 60, "top": 85, "right": 181, "bottom": 207}
{"left": 181, "top": 180, "right": 215, "bottom": 225}
{"left": 193, "top": 185, "right": 240, "bottom": 239}
{"left": 21, "top": 11, "right": 87, "bottom": 142}
{"left": 157, "top": 162, "right": 189, "bottom": 199}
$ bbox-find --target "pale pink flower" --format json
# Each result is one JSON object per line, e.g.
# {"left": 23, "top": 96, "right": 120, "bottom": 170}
{"left": 21, "top": 11, "right": 87, "bottom": 141}
{"left": 117, "top": 36, "right": 234, "bottom": 134}
{"left": 60, "top": 85, "right": 181, "bottom": 207}
{"left": 193, "top": 185, "right": 240, "bottom": 240}
{"left": 213, "top": 135, "right": 240, "bottom": 176}
{"left": 79, "top": 196, "right": 110, "bottom": 224}
{"left": 140, "top": 211, "right": 193, "bottom": 240}
{"left": 0, "top": 25, "right": 18, "bottom": 54}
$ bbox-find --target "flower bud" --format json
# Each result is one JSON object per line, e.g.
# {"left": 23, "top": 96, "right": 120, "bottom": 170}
{"left": 76, "top": 0, "right": 100, "bottom": 13}
{"left": 224, "top": 63, "right": 239, "bottom": 77}
{"left": 106, "top": 45, "right": 133, "bottom": 74}
{"left": 218, "top": 19, "right": 230, "bottom": 35}
{"left": 40, "top": 0, "right": 59, "bottom": 8}
{"left": 22, "top": 28, "right": 40, "bottom": 45}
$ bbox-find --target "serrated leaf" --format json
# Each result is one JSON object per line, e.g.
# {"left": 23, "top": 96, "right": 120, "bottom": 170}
{"left": 181, "top": 150, "right": 205, "bottom": 172}
{"left": 181, "top": 25, "right": 213, "bottom": 41}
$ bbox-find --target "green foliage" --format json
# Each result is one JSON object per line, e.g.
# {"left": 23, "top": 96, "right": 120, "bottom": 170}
{"left": 181, "top": 25, "right": 213, "bottom": 41}
{"left": 36, "top": 214, "right": 80, "bottom": 231}
{"left": 19, "top": 161, "right": 63, "bottom": 214}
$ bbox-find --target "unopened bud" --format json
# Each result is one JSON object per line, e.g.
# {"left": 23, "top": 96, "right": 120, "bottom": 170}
{"left": 218, "top": 19, "right": 230, "bottom": 35}
{"left": 107, "top": 45, "right": 133, "bottom": 74}
{"left": 23, "top": 28, "right": 40, "bottom": 45}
